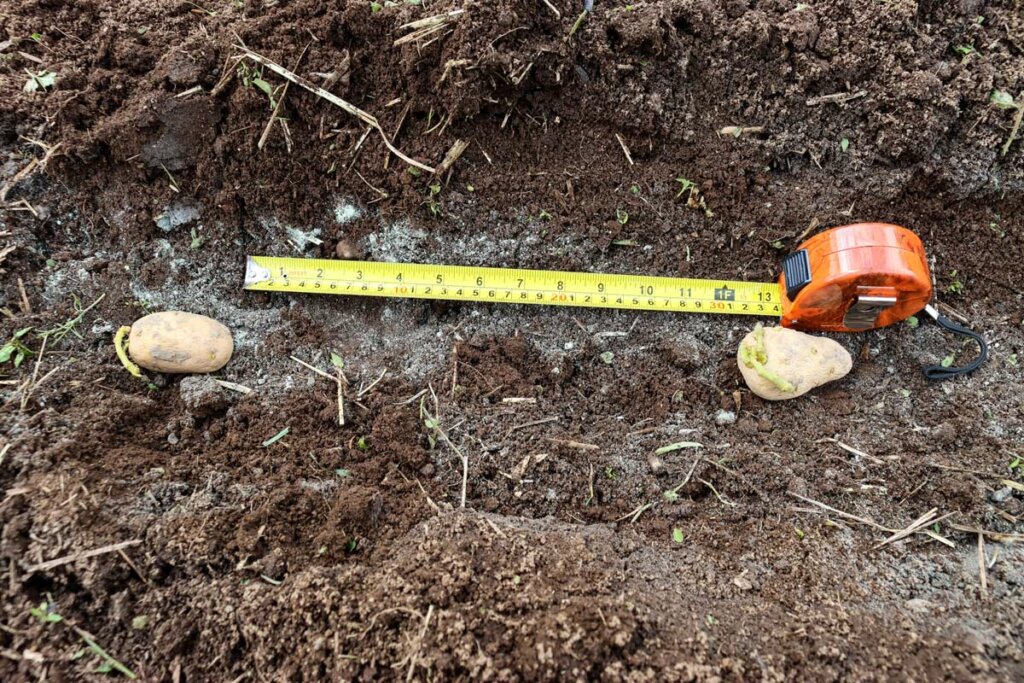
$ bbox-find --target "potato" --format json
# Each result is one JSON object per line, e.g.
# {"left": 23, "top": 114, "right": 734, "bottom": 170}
{"left": 737, "top": 324, "right": 851, "bottom": 401}
{"left": 128, "top": 311, "right": 233, "bottom": 374}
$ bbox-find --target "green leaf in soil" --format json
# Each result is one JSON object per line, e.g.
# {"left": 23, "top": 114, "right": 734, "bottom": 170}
{"left": 672, "top": 528, "right": 685, "bottom": 544}
{"left": 262, "top": 427, "right": 290, "bottom": 447}
{"left": 252, "top": 78, "right": 272, "bottom": 96}
{"left": 24, "top": 69, "right": 57, "bottom": 92}
{"left": 990, "top": 90, "right": 1017, "bottom": 110}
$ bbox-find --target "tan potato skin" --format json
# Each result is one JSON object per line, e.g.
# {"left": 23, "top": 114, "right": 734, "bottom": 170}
{"left": 737, "top": 326, "right": 852, "bottom": 401}
{"left": 128, "top": 311, "right": 233, "bottom": 374}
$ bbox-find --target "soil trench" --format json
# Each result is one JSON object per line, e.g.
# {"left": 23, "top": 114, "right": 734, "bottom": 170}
{"left": 1, "top": 1, "right": 1023, "bottom": 681}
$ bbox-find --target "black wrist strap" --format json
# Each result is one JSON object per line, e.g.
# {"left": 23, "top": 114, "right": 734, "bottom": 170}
{"left": 922, "top": 304, "right": 988, "bottom": 380}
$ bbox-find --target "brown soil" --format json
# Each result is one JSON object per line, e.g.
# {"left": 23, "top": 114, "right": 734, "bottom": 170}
{"left": 2, "top": 0, "right": 1024, "bottom": 680}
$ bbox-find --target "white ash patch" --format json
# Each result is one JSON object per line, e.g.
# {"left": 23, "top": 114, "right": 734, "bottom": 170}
{"left": 258, "top": 217, "right": 323, "bottom": 254}
{"left": 334, "top": 199, "right": 362, "bottom": 225}
{"left": 154, "top": 198, "right": 202, "bottom": 232}
{"left": 365, "top": 219, "right": 427, "bottom": 263}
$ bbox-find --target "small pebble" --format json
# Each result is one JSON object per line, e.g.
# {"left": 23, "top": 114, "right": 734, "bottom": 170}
{"left": 989, "top": 487, "right": 1013, "bottom": 504}
{"left": 335, "top": 239, "right": 363, "bottom": 260}
{"left": 167, "top": 433, "right": 179, "bottom": 445}
{"left": 733, "top": 575, "right": 753, "bottom": 591}
{"left": 737, "top": 417, "right": 758, "bottom": 434}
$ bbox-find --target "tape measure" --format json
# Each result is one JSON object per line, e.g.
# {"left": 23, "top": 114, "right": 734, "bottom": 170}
{"left": 244, "top": 258, "right": 783, "bottom": 317}
{"left": 243, "top": 223, "right": 989, "bottom": 378}
{"left": 244, "top": 223, "right": 934, "bottom": 332}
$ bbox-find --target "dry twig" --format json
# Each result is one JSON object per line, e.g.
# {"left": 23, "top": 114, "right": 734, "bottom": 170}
{"left": 614, "top": 133, "right": 634, "bottom": 165}
{"left": 0, "top": 141, "right": 62, "bottom": 203}
{"left": 394, "top": 10, "right": 465, "bottom": 47}
{"left": 806, "top": 90, "right": 867, "bottom": 106}
{"left": 237, "top": 47, "right": 435, "bottom": 172}
{"left": 977, "top": 533, "right": 988, "bottom": 597}
{"left": 437, "top": 139, "right": 469, "bottom": 175}
{"left": 27, "top": 540, "right": 142, "bottom": 573}
{"left": 949, "top": 523, "right": 1024, "bottom": 544}
{"left": 258, "top": 44, "right": 310, "bottom": 151}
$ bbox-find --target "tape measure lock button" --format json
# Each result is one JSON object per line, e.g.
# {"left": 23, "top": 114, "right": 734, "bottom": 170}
{"left": 781, "top": 249, "right": 812, "bottom": 300}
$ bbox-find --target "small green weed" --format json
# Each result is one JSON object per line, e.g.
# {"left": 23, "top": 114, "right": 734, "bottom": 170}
{"left": 991, "top": 90, "right": 1017, "bottom": 110}
{"left": 945, "top": 270, "right": 964, "bottom": 295}
{"left": 30, "top": 598, "right": 137, "bottom": 679}
{"left": 237, "top": 62, "right": 276, "bottom": 109}
{"left": 262, "top": 427, "right": 290, "bottom": 447}
{"left": 990, "top": 89, "right": 1022, "bottom": 157}
{"left": 424, "top": 182, "right": 442, "bottom": 216}
{"left": 953, "top": 43, "right": 976, "bottom": 63}
{"left": 23, "top": 69, "right": 57, "bottom": 93}
{"left": 675, "top": 177, "right": 712, "bottom": 216}
{"left": 0, "top": 328, "right": 34, "bottom": 368}
{"left": 38, "top": 294, "right": 105, "bottom": 345}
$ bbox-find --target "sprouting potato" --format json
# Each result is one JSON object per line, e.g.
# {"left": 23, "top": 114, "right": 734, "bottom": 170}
{"left": 737, "top": 324, "right": 852, "bottom": 400}
{"left": 127, "top": 311, "right": 233, "bottom": 374}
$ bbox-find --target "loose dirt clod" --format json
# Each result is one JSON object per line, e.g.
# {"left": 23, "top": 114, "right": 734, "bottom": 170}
{"left": 179, "top": 375, "right": 230, "bottom": 417}
{"left": 738, "top": 324, "right": 852, "bottom": 400}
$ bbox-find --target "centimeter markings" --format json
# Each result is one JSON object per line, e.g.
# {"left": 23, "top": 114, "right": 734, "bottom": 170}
{"left": 244, "top": 256, "right": 784, "bottom": 317}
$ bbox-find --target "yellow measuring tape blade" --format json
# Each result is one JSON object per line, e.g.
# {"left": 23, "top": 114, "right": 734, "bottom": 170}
{"left": 244, "top": 256, "right": 784, "bottom": 317}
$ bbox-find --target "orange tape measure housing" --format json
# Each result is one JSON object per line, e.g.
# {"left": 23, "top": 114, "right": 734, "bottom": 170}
{"left": 779, "top": 223, "right": 933, "bottom": 332}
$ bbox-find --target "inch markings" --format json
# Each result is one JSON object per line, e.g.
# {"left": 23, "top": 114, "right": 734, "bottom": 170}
{"left": 244, "top": 256, "right": 784, "bottom": 317}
